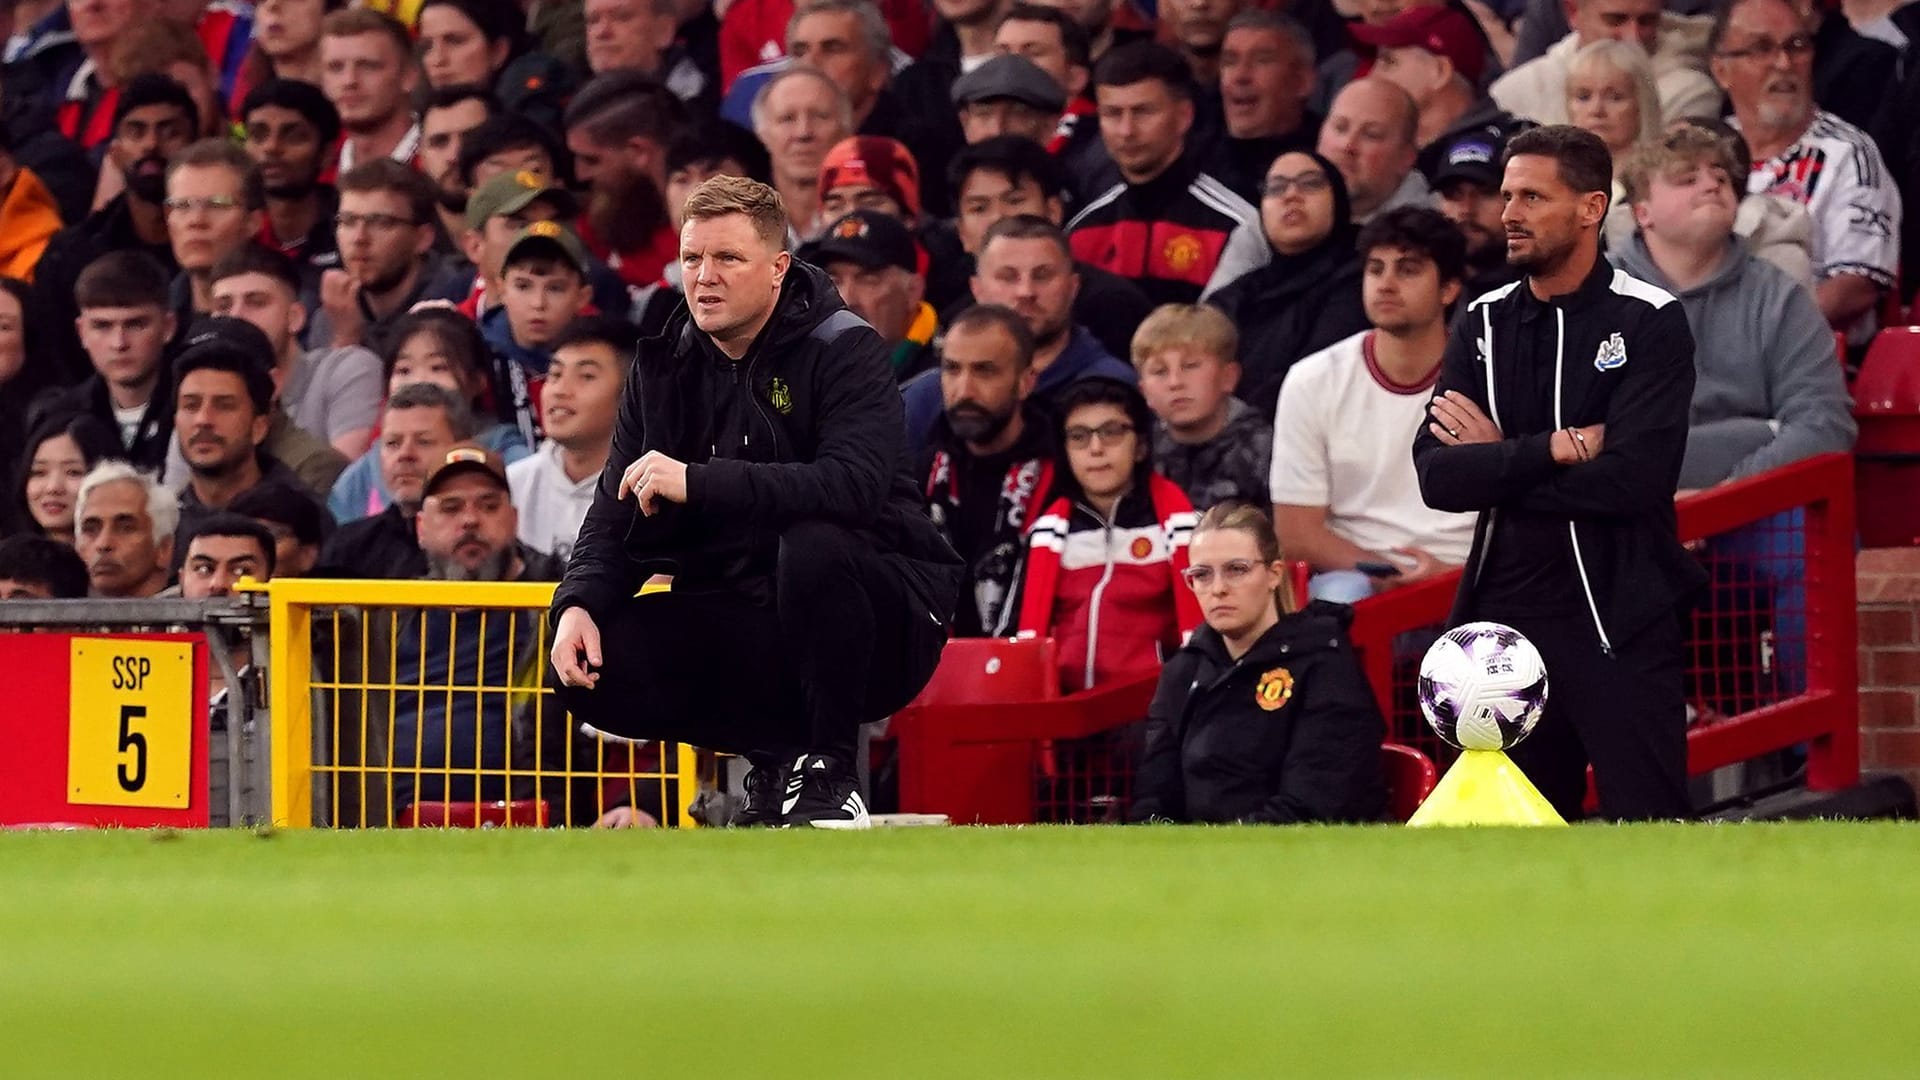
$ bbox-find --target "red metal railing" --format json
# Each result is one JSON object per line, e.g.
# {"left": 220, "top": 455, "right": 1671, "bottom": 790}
{"left": 891, "top": 452, "right": 1861, "bottom": 822}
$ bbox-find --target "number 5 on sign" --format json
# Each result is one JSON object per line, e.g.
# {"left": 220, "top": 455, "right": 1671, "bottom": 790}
{"left": 68, "top": 640, "right": 194, "bottom": 809}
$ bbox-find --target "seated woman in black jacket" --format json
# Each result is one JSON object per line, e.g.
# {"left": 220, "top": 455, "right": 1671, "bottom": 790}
{"left": 1129, "top": 502, "right": 1384, "bottom": 824}
{"left": 1202, "top": 149, "right": 1370, "bottom": 419}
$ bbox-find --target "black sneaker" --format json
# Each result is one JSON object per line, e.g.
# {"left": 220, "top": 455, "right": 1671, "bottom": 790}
{"left": 781, "top": 754, "right": 870, "bottom": 829}
{"left": 730, "top": 758, "right": 786, "bottom": 827}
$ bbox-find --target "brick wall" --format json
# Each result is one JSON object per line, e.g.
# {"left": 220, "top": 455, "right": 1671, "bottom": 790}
{"left": 1858, "top": 548, "right": 1920, "bottom": 790}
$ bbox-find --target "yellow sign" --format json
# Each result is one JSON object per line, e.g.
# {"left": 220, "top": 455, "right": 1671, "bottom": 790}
{"left": 68, "top": 639, "right": 195, "bottom": 809}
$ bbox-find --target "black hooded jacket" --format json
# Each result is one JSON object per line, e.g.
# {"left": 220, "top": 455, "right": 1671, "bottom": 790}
{"left": 1130, "top": 601, "right": 1385, "bottom": 824}
{"left": 551, "top": 260, "right": 962, "bottom": 624}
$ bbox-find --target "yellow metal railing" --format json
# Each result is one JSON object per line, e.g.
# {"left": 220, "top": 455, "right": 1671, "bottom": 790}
{"left": 259, "top": 578, "right": 701, "bottom": 829}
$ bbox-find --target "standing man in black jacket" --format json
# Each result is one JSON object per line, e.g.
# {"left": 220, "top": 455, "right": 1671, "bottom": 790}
{"left": 1413, "top": 126, "right": 1705, "bottom": 822}
{"left": 549, "top": 175, "right": 962, "bottom": 830}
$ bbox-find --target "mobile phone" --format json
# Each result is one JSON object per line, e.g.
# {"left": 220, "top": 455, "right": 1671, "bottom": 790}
{"left": 1355, "top": 560, "right": 1402, "bottom": 578}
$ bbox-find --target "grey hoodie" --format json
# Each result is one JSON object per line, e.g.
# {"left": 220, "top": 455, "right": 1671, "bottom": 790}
{"left": 1612, "top": 232, "right": 1855, "bottom": 489}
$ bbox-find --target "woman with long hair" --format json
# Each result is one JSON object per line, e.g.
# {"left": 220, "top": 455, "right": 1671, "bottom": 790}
{"left": 414, "top": 0, "right": 573, "bottom": 127}
{"left": 325, "top": 307, "right": 530, "bottom": 523}
{"left": 0, "top": 278, "right": 55, "bottom": 500}
{"left": 9, "top": 412, "right": 124, "bottom": 543}
{"left": 1129, "top": 502, "right": 1385, "bottom": 824}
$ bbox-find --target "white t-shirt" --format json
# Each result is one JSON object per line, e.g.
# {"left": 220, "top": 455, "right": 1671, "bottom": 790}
{"left": 1743, "top": 110, "right": 1901, "bottom": 339}
{"left": 113, "top": 402, "right": 145, "bottom": 447}
{"left": 507, "top": 440, "right": 598, "bottom": 562}
{"left": 1269, "top": 330, "right": 1476, "bottom": 566}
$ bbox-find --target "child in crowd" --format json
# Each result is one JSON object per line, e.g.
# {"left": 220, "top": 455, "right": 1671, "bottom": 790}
{"left": 1017, "top": 377, "right": 1202, "bottom": 693}
{"left": 326, "top": 309, "right": 531, "bottom": 523}
{"left": 1131, "top": 304, "right": 1274, "bottom": 511}
{"left": 479, "top": 221, "right": 596, "bottom": 443}
{"left": 506, "top": 315, "right": 634, "bottom": 562}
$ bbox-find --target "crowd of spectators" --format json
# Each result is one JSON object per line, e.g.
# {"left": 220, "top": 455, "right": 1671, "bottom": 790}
{"left": 0, "top": 0, "right": 1882, "bottom": 821}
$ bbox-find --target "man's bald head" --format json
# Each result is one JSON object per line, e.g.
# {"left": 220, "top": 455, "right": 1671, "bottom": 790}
{"left": 1316, "top": 77, "right": 1419, "bottom": 214}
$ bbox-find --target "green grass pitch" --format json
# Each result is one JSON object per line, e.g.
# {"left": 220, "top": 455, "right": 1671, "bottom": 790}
{"left": 2, "top": 824, "right": 1915, "bottom": 1078}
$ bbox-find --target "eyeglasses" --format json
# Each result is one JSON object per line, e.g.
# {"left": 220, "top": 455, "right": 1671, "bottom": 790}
{"left": 1261, "top": 171, "right": 1331, "bottom": 198}
{"left": 1181, "top": 560, "right": 1263, "bottom": 589}
{"left": 1064, "top": 421, "right": 1134, "bottom": 448}
{"left": 334, "top": 211, "right": 417, "bottom": 232}
{"left": 163, "top": 195, "right": 244, "bottom": 215}
{"left": 1715, "top": 35, "right": 1814, "bottom": 63}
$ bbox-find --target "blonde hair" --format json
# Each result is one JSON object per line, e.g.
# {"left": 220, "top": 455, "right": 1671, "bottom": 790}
{"left": 682, "top": 175, "right": 790, "bottom": 252}
{"left": 1191, "top": 501, "right": 1297, "bottom": 615}
{"left": 1129, "top": 303, "right": 1239, "bottom": 371}
{"left": 1619, "top": 125, "right": 1742, "bottom": 208}
{"left": 1566, "top": 40, "right": 1662, "bottom": 164}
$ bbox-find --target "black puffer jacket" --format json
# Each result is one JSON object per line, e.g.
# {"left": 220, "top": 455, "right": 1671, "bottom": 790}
{"left": 552, "top": 261, "right": 962, "bottom": 623}
{"left": 1130, "top": 601, "right": 1385, "bottom": 824}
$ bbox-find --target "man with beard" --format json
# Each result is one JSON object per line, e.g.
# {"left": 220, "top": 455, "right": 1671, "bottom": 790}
{"left": 386, "top": 442, "right": 564, "bottom": 822}
{"left": 319, "top": 8, "right": 419, "bottom": 170}
{"left": 34, "top": 74, "right": 194, "bottom": 381}
{"left": 562, "top": 70, "right": 685, "bottom": 290}
{"left": 309, "top": 159, "right": 442, "bottom": 351}
{"left": 1711, "top": 0, "right": 1900, "bottom": 345}
{"left": 1432, "top": 123, "right": 1524, "bottom": 305}
{"left": 316, "top": 382, "right": 474, "bottom": 578}
{"left": 902, "top": 213, "right": 1134, "bottom": 451}
{"left": 168, "top": 317, "right": 329, "bottom": 566}
{"left": 416, "top": 85, "right": 499, "bottom": 249}
{"left": 1413, "top": 125, "right": 1703, "bottom": 821}
{"left": 241, "top": 79, "right": 344, "bottom": 300}
{"left": 163, "top": 139, "right": 267, "bottom": 317}
{"left": 919, "top": 303, "right": 1054, "bottom": 637}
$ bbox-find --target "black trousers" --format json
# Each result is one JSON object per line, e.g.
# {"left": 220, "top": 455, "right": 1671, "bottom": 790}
{"left": 553, "top": 520, "right": 947, "bottom": 765}
{"left": 1484, "top": 608, "right": 1690, "bottom": 821}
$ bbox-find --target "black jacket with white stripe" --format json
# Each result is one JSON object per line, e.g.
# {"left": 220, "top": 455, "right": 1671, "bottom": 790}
{"left": 1064, "top": 153, "right": 1259, "bottom": 308}
{"left": 1413, "top": 254, "right": 1707, "bottom": 653}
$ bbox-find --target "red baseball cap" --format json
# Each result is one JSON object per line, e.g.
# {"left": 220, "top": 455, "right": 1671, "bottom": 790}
{"left": 818, "top": 136, "right": 923, "bottom": 221}
{"left": 1352, "top": 5, "right": 1485, "bottom": 88}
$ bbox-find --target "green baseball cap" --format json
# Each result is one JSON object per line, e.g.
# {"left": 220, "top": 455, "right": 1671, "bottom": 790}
{"left": 464, "top": 168, "right": 578, "bottom": 231}
{"left": 503, "top": 220, "right": 592, "bottom": 277}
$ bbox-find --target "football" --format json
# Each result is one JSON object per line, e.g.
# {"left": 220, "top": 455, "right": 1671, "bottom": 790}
{"left": 1417, "top": 622, "right": 1550, "bottom": 751}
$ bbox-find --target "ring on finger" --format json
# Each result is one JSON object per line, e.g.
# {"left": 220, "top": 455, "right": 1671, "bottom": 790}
{"left": 1448, "top": 427, "right": 1459, "bottom": 437}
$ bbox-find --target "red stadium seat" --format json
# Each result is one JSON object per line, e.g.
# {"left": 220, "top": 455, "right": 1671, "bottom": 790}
{"left": 396, "top": 800, "right": 551, "bottom": 828}
{"left": 1380, "top": 743, "right": 1437, "bottom": 822}
{"left": 1853, "top": 326, "right": 1920, "bottom": 545}
{"left": 904, "top": 635, "right": 1059, "bottom": 708}
{"left": 1854, "top": 326, "right": 1920, "bottom": 412}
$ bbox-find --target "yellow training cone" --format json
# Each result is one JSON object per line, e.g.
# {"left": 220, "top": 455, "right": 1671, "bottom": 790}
{"left": 1407, "top": 749, "right": 1567, "bottom": 827}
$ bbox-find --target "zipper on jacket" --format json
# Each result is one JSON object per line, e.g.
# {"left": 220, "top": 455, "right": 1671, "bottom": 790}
{"left": 1080, "top": 500, "right": 1121, "bottom": 692}
{"left": 1552, "top": 307, "right": 1615, "bottom": 658}
{"left": 744, "top": 352, "right": 779, "bottom": 460}
{"left": 1469, "top": 305, "right": 1500, "bottom": 592}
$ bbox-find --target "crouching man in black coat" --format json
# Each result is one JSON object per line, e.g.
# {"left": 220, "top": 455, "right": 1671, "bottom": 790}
{"left": 549, "top": 176, "right": 963, "bottom": 829}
